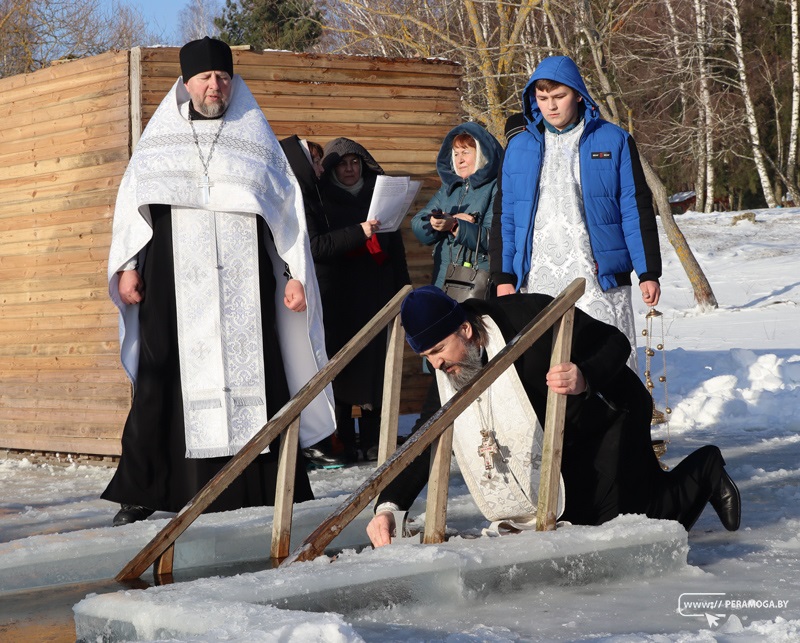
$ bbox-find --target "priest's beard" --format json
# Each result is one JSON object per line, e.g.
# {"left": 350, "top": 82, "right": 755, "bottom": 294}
{"left": 195, "top": 97, "right": 228, "bottom": 118}
{"left": 444, "top": 338, "right": 484, "bottom": 390}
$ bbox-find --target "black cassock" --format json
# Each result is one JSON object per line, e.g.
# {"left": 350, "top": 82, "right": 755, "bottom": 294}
{"left": 379, "top": 294, "right": 725, "bottom": 530}
{"left": 102, "top": 205, "right": 313, "bottom": 513}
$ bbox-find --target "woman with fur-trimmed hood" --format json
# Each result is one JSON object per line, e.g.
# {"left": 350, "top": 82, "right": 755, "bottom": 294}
{"left": 410, "top": 122, "right": 502, "bottom": 290}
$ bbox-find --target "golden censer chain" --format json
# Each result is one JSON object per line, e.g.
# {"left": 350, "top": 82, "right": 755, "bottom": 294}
{"left": 643, "top": 307, "right": 671, "bottom": 470}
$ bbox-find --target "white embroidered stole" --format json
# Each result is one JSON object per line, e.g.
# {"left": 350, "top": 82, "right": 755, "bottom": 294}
{"left": 437, "top": 315, "right": 564, "bottom": 524}
{"left": 172, "top": 206, "right": 268, "bottom": 458}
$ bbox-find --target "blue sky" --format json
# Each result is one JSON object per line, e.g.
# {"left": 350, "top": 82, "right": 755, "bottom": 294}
{"left": 102, "top": 0, "right": 188, "bottom": 45}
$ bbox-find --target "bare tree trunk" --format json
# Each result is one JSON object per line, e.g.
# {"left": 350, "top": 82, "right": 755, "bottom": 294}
{"left": 727, "top": 0, "right": 779, "bottom": 207}
{"left": 641, "top": 156, "right": 718, "bottom": 309}
{"left": 694, "top": 132, "right": 707, "bottom": 211}
{"left": 693, "top": 0, "right": 715, "bottom": 212}
{"left": 788, "top": 0, "right": 800, "bottom": 202}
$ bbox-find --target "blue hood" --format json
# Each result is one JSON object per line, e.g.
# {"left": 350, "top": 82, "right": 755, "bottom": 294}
{"left": 522, "top": 56, "right": 600, "bottom": 129}
{"left": 436, "top": 122, "right": 502, "bottom": 195}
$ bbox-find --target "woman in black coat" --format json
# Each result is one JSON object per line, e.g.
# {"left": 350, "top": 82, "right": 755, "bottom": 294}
{"left": 309, "top": 138, "right": 411, "bottom": 462}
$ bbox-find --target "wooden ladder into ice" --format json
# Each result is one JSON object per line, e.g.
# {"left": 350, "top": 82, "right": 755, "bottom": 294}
{"left": 116, "top": 278, "right": 584, "bottom": 581}
{"left": 116, "top": 285, "right": 414, "bottom": 582}
{"left": 280, "top": 277, "right": 585, "bottom": 567}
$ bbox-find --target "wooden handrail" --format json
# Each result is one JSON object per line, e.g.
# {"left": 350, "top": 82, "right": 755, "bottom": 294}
{"left": 281, "top": 278, "right": 586, "bottom": 566}
{"left": 116, "top": 285, "right": 413, "bottom": 582}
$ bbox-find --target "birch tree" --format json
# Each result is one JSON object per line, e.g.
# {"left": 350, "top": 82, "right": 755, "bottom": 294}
{"left": 787, "top": 0, "right": 800, "bottom": 202}
{"left": 727, "top": 0, "right": 779, "bottom": 207}
{"left": 179, "top": 0, "right": 222, "bottom": 42}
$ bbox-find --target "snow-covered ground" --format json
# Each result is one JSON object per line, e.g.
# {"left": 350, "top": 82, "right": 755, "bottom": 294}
{"left": 2, "top": 207, "right": 800, "bottom": 641}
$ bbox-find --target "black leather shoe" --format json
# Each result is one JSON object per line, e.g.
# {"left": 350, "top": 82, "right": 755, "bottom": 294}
{"left": 302, "top": 439, "right": 346, "bottom": 469}
{"left": 113, "top": 504, "right": 155, "bottom": 527}
{"left": 710, "top": 469, "right": 741, "bottom": 531}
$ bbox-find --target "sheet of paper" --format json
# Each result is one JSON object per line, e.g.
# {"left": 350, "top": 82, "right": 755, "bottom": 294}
{"left": 366, "top": 175, "right": 421, "bottom": 232}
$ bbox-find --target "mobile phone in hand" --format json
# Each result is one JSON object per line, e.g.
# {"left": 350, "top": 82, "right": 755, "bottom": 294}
{"left": 430, "top": 210, "right": 451, "bottom": 220}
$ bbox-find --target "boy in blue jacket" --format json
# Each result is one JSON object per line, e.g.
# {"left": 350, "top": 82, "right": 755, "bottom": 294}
{"left": 491, "top": 56, "right": 661, "bottom": 370}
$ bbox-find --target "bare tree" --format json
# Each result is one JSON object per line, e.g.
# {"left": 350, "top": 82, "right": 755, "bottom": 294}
{"left": 323, "top": 0, "right": 543, "bottom": 136}
{"left": 178, "top": 0, "right": 222, "bottom": 43}
{"left": 0, "top": 0, "right": 159, "bottom": 77}
{"left": 788, "top": 0, "right": 800, "bottom": 202}
{"left": 726, "top": 0, "right": 779, "bottom": 207}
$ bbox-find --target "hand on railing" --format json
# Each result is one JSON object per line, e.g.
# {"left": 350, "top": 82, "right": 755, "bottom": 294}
{"left": 545, "top": 362, "right": 586, "bottom": 396}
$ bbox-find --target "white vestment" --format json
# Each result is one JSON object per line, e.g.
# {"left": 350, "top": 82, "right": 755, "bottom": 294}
{"left": 108, "top": 76, "right": 335, "bottom": 455}
{"left": 436, "top": 316, "right": 565, "bottom": 528}
{"left": 523, "top": 121, "right": 638, "bottom": 371}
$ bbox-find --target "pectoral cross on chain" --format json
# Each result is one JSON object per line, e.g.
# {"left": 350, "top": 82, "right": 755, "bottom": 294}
{"left": 198, "top": 174, "right": 212, "bottom": 205}
{"left": 478, "top": 428, "right": 499, "bottom": 479}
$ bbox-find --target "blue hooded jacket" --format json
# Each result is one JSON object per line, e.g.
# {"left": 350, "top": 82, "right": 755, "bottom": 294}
{"left": 411, "top": 122, "right": 502, "bottom": 289}
{"left": 500, "top": 56, "right": 661, "bottom": 291}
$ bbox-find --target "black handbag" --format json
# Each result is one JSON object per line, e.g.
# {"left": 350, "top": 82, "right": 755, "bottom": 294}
{"left": 442, "top": 213, "right": 491, "bottom": 303}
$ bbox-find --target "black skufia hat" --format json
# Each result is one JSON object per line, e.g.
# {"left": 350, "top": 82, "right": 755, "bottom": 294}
{"left": 179, "top": 37, "right": 234, "bottom": 81}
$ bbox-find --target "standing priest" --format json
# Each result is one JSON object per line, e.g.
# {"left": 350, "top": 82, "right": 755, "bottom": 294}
{"left": 103, "top": 37, "right": 335, "bottom": 526}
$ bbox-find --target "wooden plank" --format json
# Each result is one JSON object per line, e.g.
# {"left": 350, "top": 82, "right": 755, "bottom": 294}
{"left": 0, "top": 132, "right": 128, "bottom": 171}
{"left": 1, "top": 61, "right": 129, "bottom": 105}
{"left": 2, "top": 278, "right": 108, "bottom": 301}
{"left": 116, "top": 285, "right": 413, "bottom": 581}
{"left": 140, "top": 47, "right": 459, "bottom": 75}
{"left": 0, "top": 338, "right": 117, "bottom": 360}
{"left": 0, "top": 312, "right": 116, "bottom": 332}
{"left": 0, "top": 78, "right": 131, "bottom": 128}
{"left": 253, "top": 107, "right": 455, "bottom": 126}
{"left": 153, "top": 544, "right": 174, "bottom": 581}
{"left": 137, "top": 84, "right": 459, "bottom": 111}
{"left": 280, "top": 279, "right": 587, "bottom": 566}
{"left": 0, "top": 369, "right": 126, "bottom": 385}
{"left": 249, "top": 81, "right": 457, "bottom": 100}
{"left": 1, "top": 104, "right": 130, "bottom": 150}
{"left": 0, "top": 160, "right": 128, "bottom": 200}
{"left": 0, "top": 122, "right": 129, "bottom": 166}
{"left": 1, "top": 285, "right": 110, "bottom": 306}
{"left": 270, "top": 416, "right": 301, "bottom": 560}
{"left": 0, "top": 406, "right": 126, "bottom": 424}
{"left": 139, "top": 78, "right": 459, "bottom": 103}
{"left": 0, "top": 433, "right": 122, "bottom": 456}
{"left": 0, "top": 218, "right": 110, "bottom": 251}
{"left": 0, "top": 324, "right": 117, "bottom": 345}
{"left": 0, "top": 260, "right": 107, "bottom": 284}
{"left": 422, "top": 422, "right": 454, "bottom": 544}
{"left": 536, "top": 307, "right": 575, "bottom": 532}
{"left": 140, "top": 60, "right": 459, "bottom": 88}
{"left": 0, "top": 245, "right": 108, "bottom": 270}
{"left": 0, "top": 148, "right": 129, "bottom": 183}
{"left": 0, "top": 193, "right": 117, "bottom": 222}
{"left": 0, "top": 381, "right": 127, "bottom": 400}
{"left": 1, "top": 393, "right": 129, "bottom": 412}
{"left": 0, "top": 299, "right": 116, "bottom": 321}
{"left": 0, "top": 205, "right": 111, "bottom": 233}
{"left": 0, "top": 50, "right": 128, "bottom": 92}
{"left": 0, "top": 224, "right": 112, "bottom": 252}
{"left": 377, "top": 315, "right": 404, "bottom": 465}
{"left": 0, "top": 355, "right": 121, "bottom": 371}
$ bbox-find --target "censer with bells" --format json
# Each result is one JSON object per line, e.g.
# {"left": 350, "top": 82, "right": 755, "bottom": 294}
{"left": 643, "top": 308, "right": 671, "bottom": 470}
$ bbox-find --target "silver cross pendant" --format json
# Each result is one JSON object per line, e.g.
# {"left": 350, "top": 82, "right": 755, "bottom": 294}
{"left": 198, "top": 174, "right": 212, "bottom": 204}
